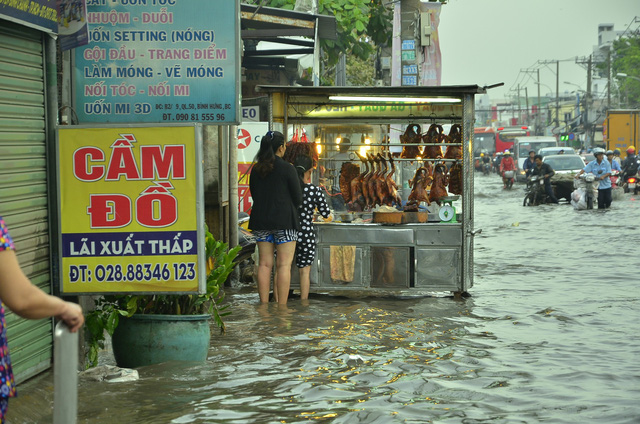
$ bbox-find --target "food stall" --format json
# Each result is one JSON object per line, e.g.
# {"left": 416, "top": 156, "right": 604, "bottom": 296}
{"left": 256, "top": 85, "right": 485, "bottom": 296}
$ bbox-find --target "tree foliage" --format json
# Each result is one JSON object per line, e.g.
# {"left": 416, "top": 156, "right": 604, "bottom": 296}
{"left": 610, "top": 34, "right": 640, "bottom": 108}
{"left": 246, "top": 0, "right": 392, "bottom": 84}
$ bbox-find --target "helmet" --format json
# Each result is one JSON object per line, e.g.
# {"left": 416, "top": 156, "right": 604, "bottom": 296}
{"left": 614, "top": 149, "right": 621, "bottom": 155}
{"left": 592, "top": 147, "right": 605, "bottom": 157}
{"left": 606, "top": 150, "right": 613, "bottom": 155}
{"left": 480, "top": 153, "right": 484, "bottom": 157}
{"left": 627, "top": 146, "right": 636, "bottom": 154}
{"left": 503, "top": 151, "right": 511, "bottom": 156}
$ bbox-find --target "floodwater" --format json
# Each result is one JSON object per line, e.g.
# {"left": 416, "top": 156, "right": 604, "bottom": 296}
{"left": 7, "top": 174, "right": 640, "bottom": 424}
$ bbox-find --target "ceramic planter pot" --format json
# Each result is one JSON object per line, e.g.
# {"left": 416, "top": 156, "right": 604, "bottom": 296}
{"left": 112, "top": 314, "right": 211, "bottom": 368}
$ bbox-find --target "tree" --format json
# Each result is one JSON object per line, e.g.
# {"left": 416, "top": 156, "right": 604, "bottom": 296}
{"left": 245, "top": 0, "right": 392, "bottom": 85}
{"left": 610, "top": 34, "right": 640, "bottom": 108}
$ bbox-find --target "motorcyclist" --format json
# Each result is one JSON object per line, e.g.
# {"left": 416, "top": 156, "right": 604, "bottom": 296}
{"left": 613, "top": 149, "right": 622, "bottom": 166}
{"left": 606, "top": 150, "right": 621, "bottom": 172}
{"left": 499, "top": 151, "right": 516, "bottom": 188}
{"left": 492, "top": 151, "right": 503, "bottom": 173}
{"left": 529, "top": 154, "right": 559, "bottom": 204}
{"left": 480, "top": 151, "right": 491, "bottom": 173}
{"left": 523, "top": 149, "right": 536, "bottom": 177}
{"left": 575, "top": 147, "right": 612, "bottom": 209}
{"left": 620, "top": 146, "right": 639, "bottom": 180}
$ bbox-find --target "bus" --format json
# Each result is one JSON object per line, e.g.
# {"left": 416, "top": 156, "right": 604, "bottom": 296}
{"left": 473, "top": 127, "right": 496, "bottom": 156}
{"left": 512, "top": 136, "right": 558, "bottom": 181}
{"left": 496, "top": 126, "right": 530, "bottom": 154}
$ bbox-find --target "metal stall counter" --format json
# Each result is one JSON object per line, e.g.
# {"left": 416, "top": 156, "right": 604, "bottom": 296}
{"left": 256, "top": 85, "right": 485, "bottom": 296}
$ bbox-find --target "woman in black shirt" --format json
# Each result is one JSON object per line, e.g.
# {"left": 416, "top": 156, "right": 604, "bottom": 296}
{"left": 249, "top": 131, "right": 303, "bottom": 304}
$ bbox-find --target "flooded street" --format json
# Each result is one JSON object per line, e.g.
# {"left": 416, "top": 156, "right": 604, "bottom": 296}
{"left": 8, "top": 174, "right": 640, "bottom": 424}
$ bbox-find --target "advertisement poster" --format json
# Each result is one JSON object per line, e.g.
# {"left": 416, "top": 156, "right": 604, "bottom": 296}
{"left": 237, "top": 122, "right": 268, "bottom": 213}
{"left": 74, "top": 0, "right": 240, "bottom": 124}
{"left": 0, "top": 0, "right": 57, "bottom": 33}
{"left": 56, "top": 0, "right": 88, "bottom": 51}
{"left": 57, "top": 125, "right": 205, "bottom": 294}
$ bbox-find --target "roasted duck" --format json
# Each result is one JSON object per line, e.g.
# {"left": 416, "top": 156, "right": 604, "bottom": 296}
{"left": 400, "top": 124, "right": 422, "bottom": 159}
{"left": 448, "top": 161, "right": 463, "bottom": 195}
{"left": 429, "top": 162, "right": 449, "bottom": 204}
{"left": 339, "top": 162, "right": 360, "bottom": 203}
{"left": 422, "top": 124, "right": 443, "bottom": 160}
{"left": 385, "top": 154, "right": 403, "bottom": 207}
{"left": 404, "top": 166, "right": 433, "bottom": 212}
{"left": 444, "top": 124, "right": 463, "bottom": 160}
{"left": 367, "top": 153, "right": 380, "bottom": 207}
{"left": 347, "top": 155, "right": 367, "bottom": 211}
{"left": 362, "top": 154, "right": 377, "bottom": 208}
{"left": 374, "top": 153, "right": 391, "bottom": 206}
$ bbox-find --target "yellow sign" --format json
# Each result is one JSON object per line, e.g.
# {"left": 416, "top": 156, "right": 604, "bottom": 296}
{"left": 57, "top": 126, "right": 205, "bottom": 294}
{"left": 285, "top": 103, "right": 461, "bottom": 121}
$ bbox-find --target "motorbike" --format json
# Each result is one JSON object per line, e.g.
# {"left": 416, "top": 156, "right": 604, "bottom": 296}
{"left": 503, "top": 170, "right": 515, "bottom": 190}
{"left": 482, "top": 162, "right": 491, "bottom": 176}
{"left": 236, "top": 212, "right": 257, "bottom": 284}
{"left": 523, "top": 175, "right": 547, "bottom": 206}
{"left": 579, "top": 173, "right": 597, "bottom": 210}
{"left": 620, "top": 171, "right": 639, "bottom": 195}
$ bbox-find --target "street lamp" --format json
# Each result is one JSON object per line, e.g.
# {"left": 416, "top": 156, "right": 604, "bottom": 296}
{"left": 564, "top": 81, "right": 583, "bottom": 90}
{"left": 616, "top": 72, "right": 640, "bottom": 83}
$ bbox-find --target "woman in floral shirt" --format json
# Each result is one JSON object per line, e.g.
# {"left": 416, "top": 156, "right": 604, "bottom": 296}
{"left": 0, "top": 216, "right": 84, "bottom": 421}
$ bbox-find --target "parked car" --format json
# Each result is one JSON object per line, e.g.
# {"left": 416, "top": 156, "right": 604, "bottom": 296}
{"left": 538, "top": 146, "right": 576, "bottom": 157}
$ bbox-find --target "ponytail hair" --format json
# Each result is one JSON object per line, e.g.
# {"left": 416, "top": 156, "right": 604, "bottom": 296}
{"left": 294, "top": 154, "right": 313, "bottom": 191}
{"left": 253, "top": 131, "right": 285, "bottom": 177}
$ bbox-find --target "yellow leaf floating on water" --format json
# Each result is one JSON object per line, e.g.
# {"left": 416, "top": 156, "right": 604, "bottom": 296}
{"left": 512, "top": 222, "right": 520, "bottom": 227}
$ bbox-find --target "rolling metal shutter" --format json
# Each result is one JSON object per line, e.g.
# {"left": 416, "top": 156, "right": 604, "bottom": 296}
{"left": 0, "top": 21, "right": 53, "bottom": 382}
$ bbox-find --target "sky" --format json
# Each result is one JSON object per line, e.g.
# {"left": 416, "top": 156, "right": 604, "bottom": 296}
{"left": 437, "top": 0, "right": 640, "bottom": 101}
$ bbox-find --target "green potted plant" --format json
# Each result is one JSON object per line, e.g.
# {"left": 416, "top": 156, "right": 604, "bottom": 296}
{"left": 85, "top": 229, "right": 240, "bottom": 368}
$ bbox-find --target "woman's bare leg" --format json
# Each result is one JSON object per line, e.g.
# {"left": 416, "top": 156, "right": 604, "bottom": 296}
{"left": 274, "top": 241, "right": 296, "bottom": 305}
{"left": 256, "top": 242, "right": 275, "bottom": 303}
{"left": 299, "top": 266, "right": 311, "bottom": 300}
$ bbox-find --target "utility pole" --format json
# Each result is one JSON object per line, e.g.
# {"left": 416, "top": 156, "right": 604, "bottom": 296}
{"left": 556, "top": 60, "right": 560, "bottom": 129}
{"left": 537, "top": 69, "right": 541, "bottom": 135}
{"left": 586, "top": 56, "right": 592, "bottom": 146}
{"left": 607, "top": 48, "right": 611, "bottom": 110}
{"left": 525, "top": 87, "right": 529, "bottom": 128}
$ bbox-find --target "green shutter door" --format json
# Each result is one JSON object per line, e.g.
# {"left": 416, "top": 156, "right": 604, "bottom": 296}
{"left": 0, "top": 22, "right": 53, "bottom": 383}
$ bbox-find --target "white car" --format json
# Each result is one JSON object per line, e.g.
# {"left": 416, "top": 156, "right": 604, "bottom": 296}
{"left": 542, "top": 154, "right": 586, "bottom": 174}
{"left": 538, "top": 147, "right": 576, "bottom": 157}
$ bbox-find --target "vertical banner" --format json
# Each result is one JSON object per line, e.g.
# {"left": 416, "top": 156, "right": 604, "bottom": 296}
{"left": 74, "top": 0, "right": 240, "bottom": 124}
{"left": 237, "top": 122, "right": 268, "bottom": 214}
{"left": 57, "top": 125, "right": 205, "bottom": 294}
{"left": 419, "top": 2, "right": 441, "bottom": 87}
{"left": 57, "top": 0, "right": 89, "bottom": 51}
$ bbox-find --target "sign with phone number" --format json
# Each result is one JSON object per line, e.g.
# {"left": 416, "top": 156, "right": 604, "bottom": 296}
{"left": 57, "top": 125, "right": 206, "bottom": 295}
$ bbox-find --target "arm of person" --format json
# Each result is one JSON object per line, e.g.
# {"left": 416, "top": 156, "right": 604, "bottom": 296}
{"left": 314, "top": 185, "right": 332, "bottom": 219}
{"left": 0, "top": 250, "right": 84, "bottom": 332}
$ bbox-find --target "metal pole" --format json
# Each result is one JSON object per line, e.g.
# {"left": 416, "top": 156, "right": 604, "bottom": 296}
{"left": 229, "top": 125, "right": 238, "bottom": 251}
{"left": 607, "top": 48, "right": 611, "bottom": 110}
{"left": 556, "top": 60, "right": 560, "bottom": 128}
{"left": 537, "top": 69, "right": 541, "bottom": 135}
{"left": 525, "top": 87, "right": 529, "bottom": 128}
{"left": 53, "top": 322, "right": 78, "bottom": 424}
{"left": 585, "top": 55, "right": 592, "bottom": 147}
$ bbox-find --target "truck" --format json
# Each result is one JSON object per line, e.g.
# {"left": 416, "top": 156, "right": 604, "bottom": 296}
{"left": 604, "top": 110, "right": 639, "bottom": 158}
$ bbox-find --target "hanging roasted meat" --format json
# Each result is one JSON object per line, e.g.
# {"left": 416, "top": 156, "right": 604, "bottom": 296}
{"left": 422, "top": 124, "right": 444, "bottom": 160}
{"left": 362, "top": 154, "right": 377, "bottom": 209}
{"left": 404, "top": 166, "right": 433, "bottom": 212}
{"left": 448, "top": 161, "right": 463, "bottom": 195}
{"left": 367, "top": 153, "right": 381, "bottom": 207}
{"left": 400, "top": 124, "right": 422, "bottom": 159}
{"left": 444, "top": 124, "right": 463, "bottom": 160}
{"left": 339, "top": 162, "right": 360, "bottom": 203}
{"left": 429, "top": 162, "right": 449, "bottom": 204}
{"left": 375, "top": 153, "right": 392, "bottom": 206}
{"left": 347, "top": 156, "right": 367, "bottom": 212}
{"left": 386, "top": 154, "right": 403, "bottom": 207}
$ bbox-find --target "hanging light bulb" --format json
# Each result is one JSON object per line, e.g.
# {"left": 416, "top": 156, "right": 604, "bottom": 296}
{"left": 315, "top": 137, "right": 322, "bottom": 155}
{"left": 335, "top": 135, "right": 342, "bottom": 145}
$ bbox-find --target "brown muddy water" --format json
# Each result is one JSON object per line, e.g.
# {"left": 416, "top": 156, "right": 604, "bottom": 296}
{"left": 7, "top": 174, "right": 640, "bottom": 423}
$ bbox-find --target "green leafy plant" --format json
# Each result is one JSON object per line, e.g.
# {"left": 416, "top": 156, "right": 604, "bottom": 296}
{"left": 85, "top": 229, "right": 240, "bottom": 367}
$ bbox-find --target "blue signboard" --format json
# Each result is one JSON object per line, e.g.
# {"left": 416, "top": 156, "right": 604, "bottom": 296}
{"left": 402, "top": 65, "right": 418, "bottom": 75}
{"left": 0, "top": 0, "right": 58, "bottom": 32}
{"left": 402, "top": 75, "right": 417, "bottom": 86}
{"left": 74, "top": 0, "right": 240, "bottom": 124}
{"left": 401, "top": 39, "right": 415, "bottom": 50}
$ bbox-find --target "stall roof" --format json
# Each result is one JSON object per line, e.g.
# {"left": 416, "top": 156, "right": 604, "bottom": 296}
{"left": 241, "top": 3, "right": 337, "bottom": 41}
{"left": 256, "top": 85, "right": 488, "bottom": 97}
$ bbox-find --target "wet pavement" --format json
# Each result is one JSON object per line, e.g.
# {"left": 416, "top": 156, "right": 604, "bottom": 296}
{"left": 7, "top": 173, "right": 640, "bottom": 423}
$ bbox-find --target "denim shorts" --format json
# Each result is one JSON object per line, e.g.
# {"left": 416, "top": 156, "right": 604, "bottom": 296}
{"left": 252, "top": 229, "right": 298, "bottom": 245}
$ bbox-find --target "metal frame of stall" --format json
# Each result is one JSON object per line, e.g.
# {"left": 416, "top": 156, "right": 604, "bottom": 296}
{"left": 257, "top": 85, "right": 485, "bottom": 295}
